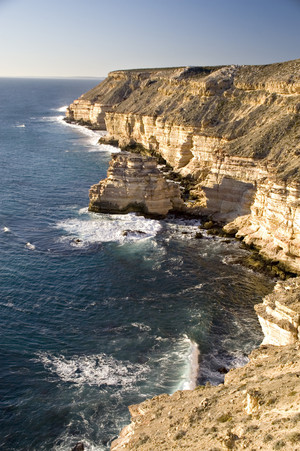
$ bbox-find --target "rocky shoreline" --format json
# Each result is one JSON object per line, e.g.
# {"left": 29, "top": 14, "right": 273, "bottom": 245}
{"left": 66, "top": 60, "right": 300, "bottom": 450}
{"left": 67, "top": 60, "right": 300, "bottom": 274}
{"left": 109, "top": 280, "right": 300, "bottom": 451}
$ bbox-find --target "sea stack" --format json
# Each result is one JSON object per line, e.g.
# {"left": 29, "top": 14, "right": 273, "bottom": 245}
{"left": 88, "top": 152, "right": 184, "bottom": 217}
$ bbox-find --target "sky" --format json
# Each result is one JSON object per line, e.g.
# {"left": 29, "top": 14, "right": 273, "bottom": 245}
{"left": 0, "top": 0, "right": 299, "bottom": 78}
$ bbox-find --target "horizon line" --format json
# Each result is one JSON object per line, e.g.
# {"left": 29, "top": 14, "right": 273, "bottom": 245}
{"left": 0, "top": 75, "right": 105, "bottom": 80}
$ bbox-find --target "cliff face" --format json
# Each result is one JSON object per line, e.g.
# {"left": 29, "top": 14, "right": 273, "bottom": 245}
{"left": 89, "top": 152, "right": 183, "bottom": 217}
{"left": 110, "top": 278, "right": 300, "bottom": 451}
{"left": 67, "top": 60, "right": 300, "bottom": 272}
{"left": 66, "top": 64, "right": 300, "bottom": 449}
{"left": 255, "top": 277, "right": 300, "bottom": 346}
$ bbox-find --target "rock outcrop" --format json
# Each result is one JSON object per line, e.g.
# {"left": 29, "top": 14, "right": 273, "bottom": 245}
{"left": 67, "top": 59, "right": 300, "bottom": 273}
{"left": 255, "top": 277, "right": 300, "bottom": 346}
{"left": 110, "top": 279, "right": 300, "bottom": 450}
{"left": 89, "top": 152, "right": 184, "bottom": 217}
{"left": 111, "top": 342, "right": 300, "bottom": 450}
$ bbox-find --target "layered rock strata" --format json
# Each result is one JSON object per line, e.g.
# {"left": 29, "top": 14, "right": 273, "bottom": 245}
{"left": 110, "top": 278, "right": 300, "bottom": 450}
{"left": 67, "top": 59, "right": 300, "bottom": 272}
{"left": 255, "top": 277, "right": 300, "bottom": 346}
{"left": 66, "top": 64, "right": 300, "bottom": 450}
{"left": 89, "top": 152, "right": 184, "bottom": 217}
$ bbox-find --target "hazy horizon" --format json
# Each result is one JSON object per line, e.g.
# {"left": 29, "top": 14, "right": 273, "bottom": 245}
{"left": 0, "top": 0, "right": 299, "bottom": 78}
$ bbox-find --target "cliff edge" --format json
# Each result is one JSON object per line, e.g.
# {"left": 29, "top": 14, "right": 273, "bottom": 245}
{"left": 66, "top": 62, "right": 300, "bottom": 450}
{"left": 67, "top": 59, "right": 300, "bottom": 273}
{"left": 110, "top": 278, "right": 300, "bottom": 451}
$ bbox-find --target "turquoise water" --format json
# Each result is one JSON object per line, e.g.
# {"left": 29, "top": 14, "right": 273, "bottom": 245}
{"left": 0, "top": 78, "right": 273, "bottom": 450}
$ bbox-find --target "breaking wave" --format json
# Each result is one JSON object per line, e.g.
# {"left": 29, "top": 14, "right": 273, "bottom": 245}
{"left": 174, "top": 337, "right": 199, "bottom": 391}
{"left": 54, "top": 105, "right": 68, "bottom": 112}
{"left": 37, "top": 352, "right": 148, "bottom": 387}
{"left": 56, "top": 209, "right": 162, "bottom": 245}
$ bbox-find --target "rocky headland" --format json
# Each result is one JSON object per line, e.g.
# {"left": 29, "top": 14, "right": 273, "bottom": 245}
{"left": 66, "top": 59, "right": 300, "bottom": 450}
{"left": 67, "top": 59, "right": 300, "bottom": 273}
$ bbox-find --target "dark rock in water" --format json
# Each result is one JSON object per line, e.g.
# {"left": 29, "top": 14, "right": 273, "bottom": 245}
{"left": 217, "top": 366, "right": 229, "bottom": 374}
{"left": 72, "top": 238, "right": 82, "bottom": 243}
{"left": 72, "top": 443, "right": 84, "bottom": 451}
{"left": 195, "top": 232, "right": 203, "bottom": 239}
{"left": 203, "top": 221, "right": 214, "bottom": 230}
{"left": 122, "top": 229, "right": 147, "bottom": 236}
{"left": 221, "top": 239, "right": 231, "bottom": 244}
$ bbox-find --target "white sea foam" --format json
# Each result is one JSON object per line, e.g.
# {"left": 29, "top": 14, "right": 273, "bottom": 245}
{"left": 154, "top": 336, "right": 199, "bottom": 393}
{"left": 55, "top": 105, "right": 68, "bottom": 112}
{"left": 3, "top": 226, "right": 10, "bottom": 233}
{"left": 40, "top": 115, "right": 65, "bottom": 123}
{"left": 88, "top": 142, "right": 120, "bottom": 154}
{"left": 15, "top": 124, "right": 26, "bottom": 128}
{"left": 55, "top": 436, "right": 104, "bottom": 451}
{"left": 131, "top": 322, "right": 151, "bottom": 332}
{"left": 39, "top": 110, "right": 120, "bottom": 152}
{"left": 165, "top": 218, "right": 202, "bottom": 240}
{"left": 178, "top": 282, "right": 204, "bottom": 295}
{"left": 25, "top": 242, "right": 35, "bottom": 250}
{"left": 37, "top": 352, "right": 147, "bottom": 387}
{"left": 59, "top": 119, "right": 119, "bottom": 152}
{"left": 56, "top": 210, "right": 162, "bottom": 245}
{"left": 176, "top": 337, "right": 199, "bottom": 391}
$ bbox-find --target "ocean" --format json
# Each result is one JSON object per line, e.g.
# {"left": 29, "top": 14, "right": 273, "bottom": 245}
{"left": 0, "top": 78, "right": 274, "bottom": 450}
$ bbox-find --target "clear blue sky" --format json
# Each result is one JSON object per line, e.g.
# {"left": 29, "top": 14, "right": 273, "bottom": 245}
{"left": 0, "top": 0, "right": 299, "bottom": 77}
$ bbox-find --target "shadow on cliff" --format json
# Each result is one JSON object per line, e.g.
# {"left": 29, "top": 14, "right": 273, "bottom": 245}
{"left": 202, "top": 177, "right": 256, "bottom": 222}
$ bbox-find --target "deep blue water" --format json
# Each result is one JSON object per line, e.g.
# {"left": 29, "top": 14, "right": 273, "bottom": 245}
{"left": 0, "top": 78, "right": 274, "bottom": 450}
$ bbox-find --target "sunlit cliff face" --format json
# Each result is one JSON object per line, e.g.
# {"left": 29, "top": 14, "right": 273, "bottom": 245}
{"left": 67, "top": 60, "right": 300, "bottom": 273}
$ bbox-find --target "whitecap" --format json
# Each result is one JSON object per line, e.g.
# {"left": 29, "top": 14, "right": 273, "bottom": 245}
{"left": 61, "top": 122, "right": 114, "bottom": 150}
{"left": 150, "top": 335, "right": 199, "bottom": 393}
{"left": 37, "top": 112, "right": 120, "bottom": 153}
{"left": 178, "top": 283, "right": 204, "bottom": 295}
{"left": 25, "top": 242, "right": 35, "bottom": 250}
{"left": 54, "top": 105, "right": 68, "bottom": 112}
{"left": 36, "top": 352, "right": 147, "bottom": 387}
{"left": 131, "top": 322, "right": 151, "bottom": 332}
{"left": 3, "top": 226, "right": 10, "bottom": 233}
{"left": 16, "top": 124, "right": 26, "bottom": 128}
{"left": 40, "top": 115, "right": 65, "bottom": 123}
{"left": 155, "top": 336, "right": 169, "bottom": 342}
{"left": 166, "top": 336, "right": 199, "bottom": 391}
{"left": 89, "top": 142, "right": 120, "bottom": 154}
{"left": 179, "top": 339, "right": 199, "bottom": 390}
{"left": 56, "top": 211, "right": 162, "bottom": 245}
{"left": 59, "top": 121, "right": 119, "bottom": 153}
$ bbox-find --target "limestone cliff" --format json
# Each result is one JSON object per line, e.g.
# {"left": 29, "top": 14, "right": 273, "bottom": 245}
{"left": 88, "top": 152, "right": 183, "bottom": 217}
{"left": 67, "top": 59, "right": 300, "bottom": 273}
{"left": 255, "top": 277, "right": 300, "bottom": 346}
{"left": 110, "top": 279, "right": 300, "bottom": 451}
{"left": 66, "top": 63, "right": 300, "bottom": 450}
